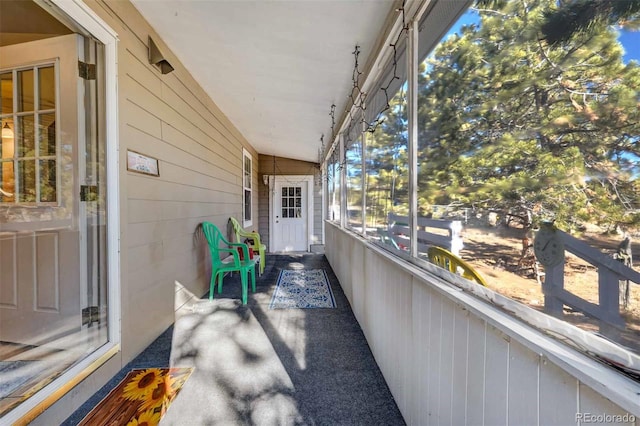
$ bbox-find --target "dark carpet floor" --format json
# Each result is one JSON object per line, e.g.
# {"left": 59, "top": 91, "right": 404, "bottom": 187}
{"left": 63, "top": 254, "right": 405, "bottom": 425}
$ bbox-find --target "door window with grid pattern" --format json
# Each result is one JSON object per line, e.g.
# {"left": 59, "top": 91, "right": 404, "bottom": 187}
{"left": 281, "top": 186, "right": 302, "bottom": 218}
{"left": 1, "top": 64, "right": 58, "bottom": 204}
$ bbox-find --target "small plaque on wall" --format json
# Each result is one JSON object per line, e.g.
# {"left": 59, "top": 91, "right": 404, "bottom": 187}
{"left": 127, "top": 150, "right": 159, "bottom": 176}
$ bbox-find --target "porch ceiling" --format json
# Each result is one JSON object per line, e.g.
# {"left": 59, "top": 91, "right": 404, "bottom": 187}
{"left": 131, "top": 0, "right": 396, "bottom": 163}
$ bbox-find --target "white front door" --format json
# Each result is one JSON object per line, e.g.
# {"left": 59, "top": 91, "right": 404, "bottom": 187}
{"left": 0, "top": 34, "right": 99, "bottom": 352}
{"left": 272, "top": 177, "right": 312, "bottom": 252}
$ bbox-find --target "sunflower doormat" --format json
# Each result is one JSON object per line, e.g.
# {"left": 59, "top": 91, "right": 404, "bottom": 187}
{"left": 78, "top": 367, "right": 193, "bottom": 426}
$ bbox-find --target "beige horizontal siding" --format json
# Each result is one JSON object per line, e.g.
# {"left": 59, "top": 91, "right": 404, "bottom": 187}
{"left": 32, "top": 0, "right": 269, "bottom": 422}
{"left": 258, "top": 184, "right": 271, "bottom": 249}
{"left": 97, "top": 0, "right": 258, "bottom": 380}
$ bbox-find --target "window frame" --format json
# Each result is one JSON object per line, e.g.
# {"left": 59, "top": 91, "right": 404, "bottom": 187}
{"left": 242, "top": 147, "right": 253, "bottom": 227}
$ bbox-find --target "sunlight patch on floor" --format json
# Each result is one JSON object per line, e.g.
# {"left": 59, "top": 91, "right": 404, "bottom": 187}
{"left": 271, "top": 309, "right": 308, "bottom": 371}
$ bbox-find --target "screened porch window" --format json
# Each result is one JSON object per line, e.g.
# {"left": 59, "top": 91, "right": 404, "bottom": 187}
{"left": 326, "top": 0, "right": 640, "bottom": 374}
{"left": 345, "top": 125, "right": 363, "bottom": 232}
{"left": 412, "top": 0, "right": 640, "bottom": 358}
{"left": 365, "top": 82, "right": 409, "bottom": 252}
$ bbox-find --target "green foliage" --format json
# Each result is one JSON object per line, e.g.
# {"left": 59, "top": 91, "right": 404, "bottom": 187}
{"left": 365, "top": 88, "right": 409, "bottom": 226}
{"left": 412, "top": 0, "right": 640, "bottom": 230}
{"left": 541, "top": 0, "right": 640, "bottom": 45}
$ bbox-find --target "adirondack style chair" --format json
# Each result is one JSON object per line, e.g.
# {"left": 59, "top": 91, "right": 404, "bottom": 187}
{"left": 229, "top": 217, "right": 266, "bottom": 275}
{"left": 202, "top": 221, "right": 257, "bottom": 304}
{"left": 427, "top": 246, "right": 488, "bottom": 286}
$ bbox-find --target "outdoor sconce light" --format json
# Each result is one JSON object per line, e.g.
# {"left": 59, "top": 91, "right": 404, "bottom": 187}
{"left": 148, "top": 36, "right": 175, "bottom": 75}
{"left": 2, "top": 122, "right": 13, "bottom": 139}
{"left": 262, "top": 175, "right": 269, "bottom": 186}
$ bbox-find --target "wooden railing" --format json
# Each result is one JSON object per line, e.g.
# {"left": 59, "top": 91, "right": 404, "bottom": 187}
{"left": 543, "top": 230, "right": 640, "bottom": 330}
{"left": 385, "top": 215, "right": 638, "bottom": 333}
{"left": 387, "top": 213, "right": 463, "bottom": 256}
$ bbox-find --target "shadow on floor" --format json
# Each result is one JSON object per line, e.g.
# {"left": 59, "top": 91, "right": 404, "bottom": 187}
{"left": 63, "top": 254, "right": 405, "bottom": 425}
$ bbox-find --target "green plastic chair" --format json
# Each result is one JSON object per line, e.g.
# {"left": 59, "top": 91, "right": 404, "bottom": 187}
{"left": 229, "top": 217, "right": 266, "bottom": 275}
{"left": 202, "top": 221, "right": 257, "bottom": 304}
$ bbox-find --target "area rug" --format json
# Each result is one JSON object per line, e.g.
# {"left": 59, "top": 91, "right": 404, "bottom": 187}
{"left": 78, "top": 367, "right": 193, "bottom": 426}
{"left": 269, "top": 269, "right": 336, "bottom": 309}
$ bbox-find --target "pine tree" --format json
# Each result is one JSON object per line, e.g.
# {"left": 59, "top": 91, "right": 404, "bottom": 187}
{"left": 416, "top": 0, "right": 640, "bottom": 230}
{"left": 365, "top": 87, "right": 409, "bottom": 227}
{"left": 541, "top": 0, "right": 640, "bottom": 45}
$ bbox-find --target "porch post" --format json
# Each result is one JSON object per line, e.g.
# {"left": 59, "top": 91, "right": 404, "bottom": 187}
{"left": 339, "top": 133, "right": 346, "bottom": 229}
{"left": 321, "top": 165, "right": 326, "bottom": 244}
{"left": 542, "top": 261, "right": 565, "bottom": 317}
{"left": 361, "top": 110, "right": 367, "bottom": 235}
{"left": 408, "top": 19, "right": 419, "bottom": 258}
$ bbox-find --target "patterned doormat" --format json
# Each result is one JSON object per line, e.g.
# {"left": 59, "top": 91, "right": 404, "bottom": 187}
{"left": 269, "top": 269, "right": 336, "bottom": 309}
{"left": 78, "top": 367, "right": 193, "bottom": 426}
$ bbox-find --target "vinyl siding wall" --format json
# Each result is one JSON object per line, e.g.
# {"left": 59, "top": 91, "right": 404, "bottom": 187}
{"left": 32, "top": 0, "right": 259, "bottom": 423}
{"left": 325, "top": 222, "right": 639, "bottom": 425}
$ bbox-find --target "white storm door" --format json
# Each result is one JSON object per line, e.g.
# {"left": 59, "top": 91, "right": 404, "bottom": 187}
{"left": 0, "top": 34, "right": 84, "bottom": 349}
{"left": 273, "top": 179, "right": 308, "bottom": 252}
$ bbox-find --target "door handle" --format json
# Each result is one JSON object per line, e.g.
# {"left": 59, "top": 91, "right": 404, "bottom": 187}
{"left": 0, "top": 187, "right": 13, "bottom": 197}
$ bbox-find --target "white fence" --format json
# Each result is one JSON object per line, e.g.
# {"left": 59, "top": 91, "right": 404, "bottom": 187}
{"left": 387, "top": 213, "right": 464, "bottom": 256}
{"left": 544, "top": 230, "right": 640, "bottom": 330}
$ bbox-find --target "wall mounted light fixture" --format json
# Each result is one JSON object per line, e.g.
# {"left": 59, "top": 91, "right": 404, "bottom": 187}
{"left": 148, "top": 36, "right": 175, "bottom": 75}
{"left": 262, "top": 175, "right": 269, "bottom": 186}
{"left": 2, "top": 122, "right": 13, "bottom": 139}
